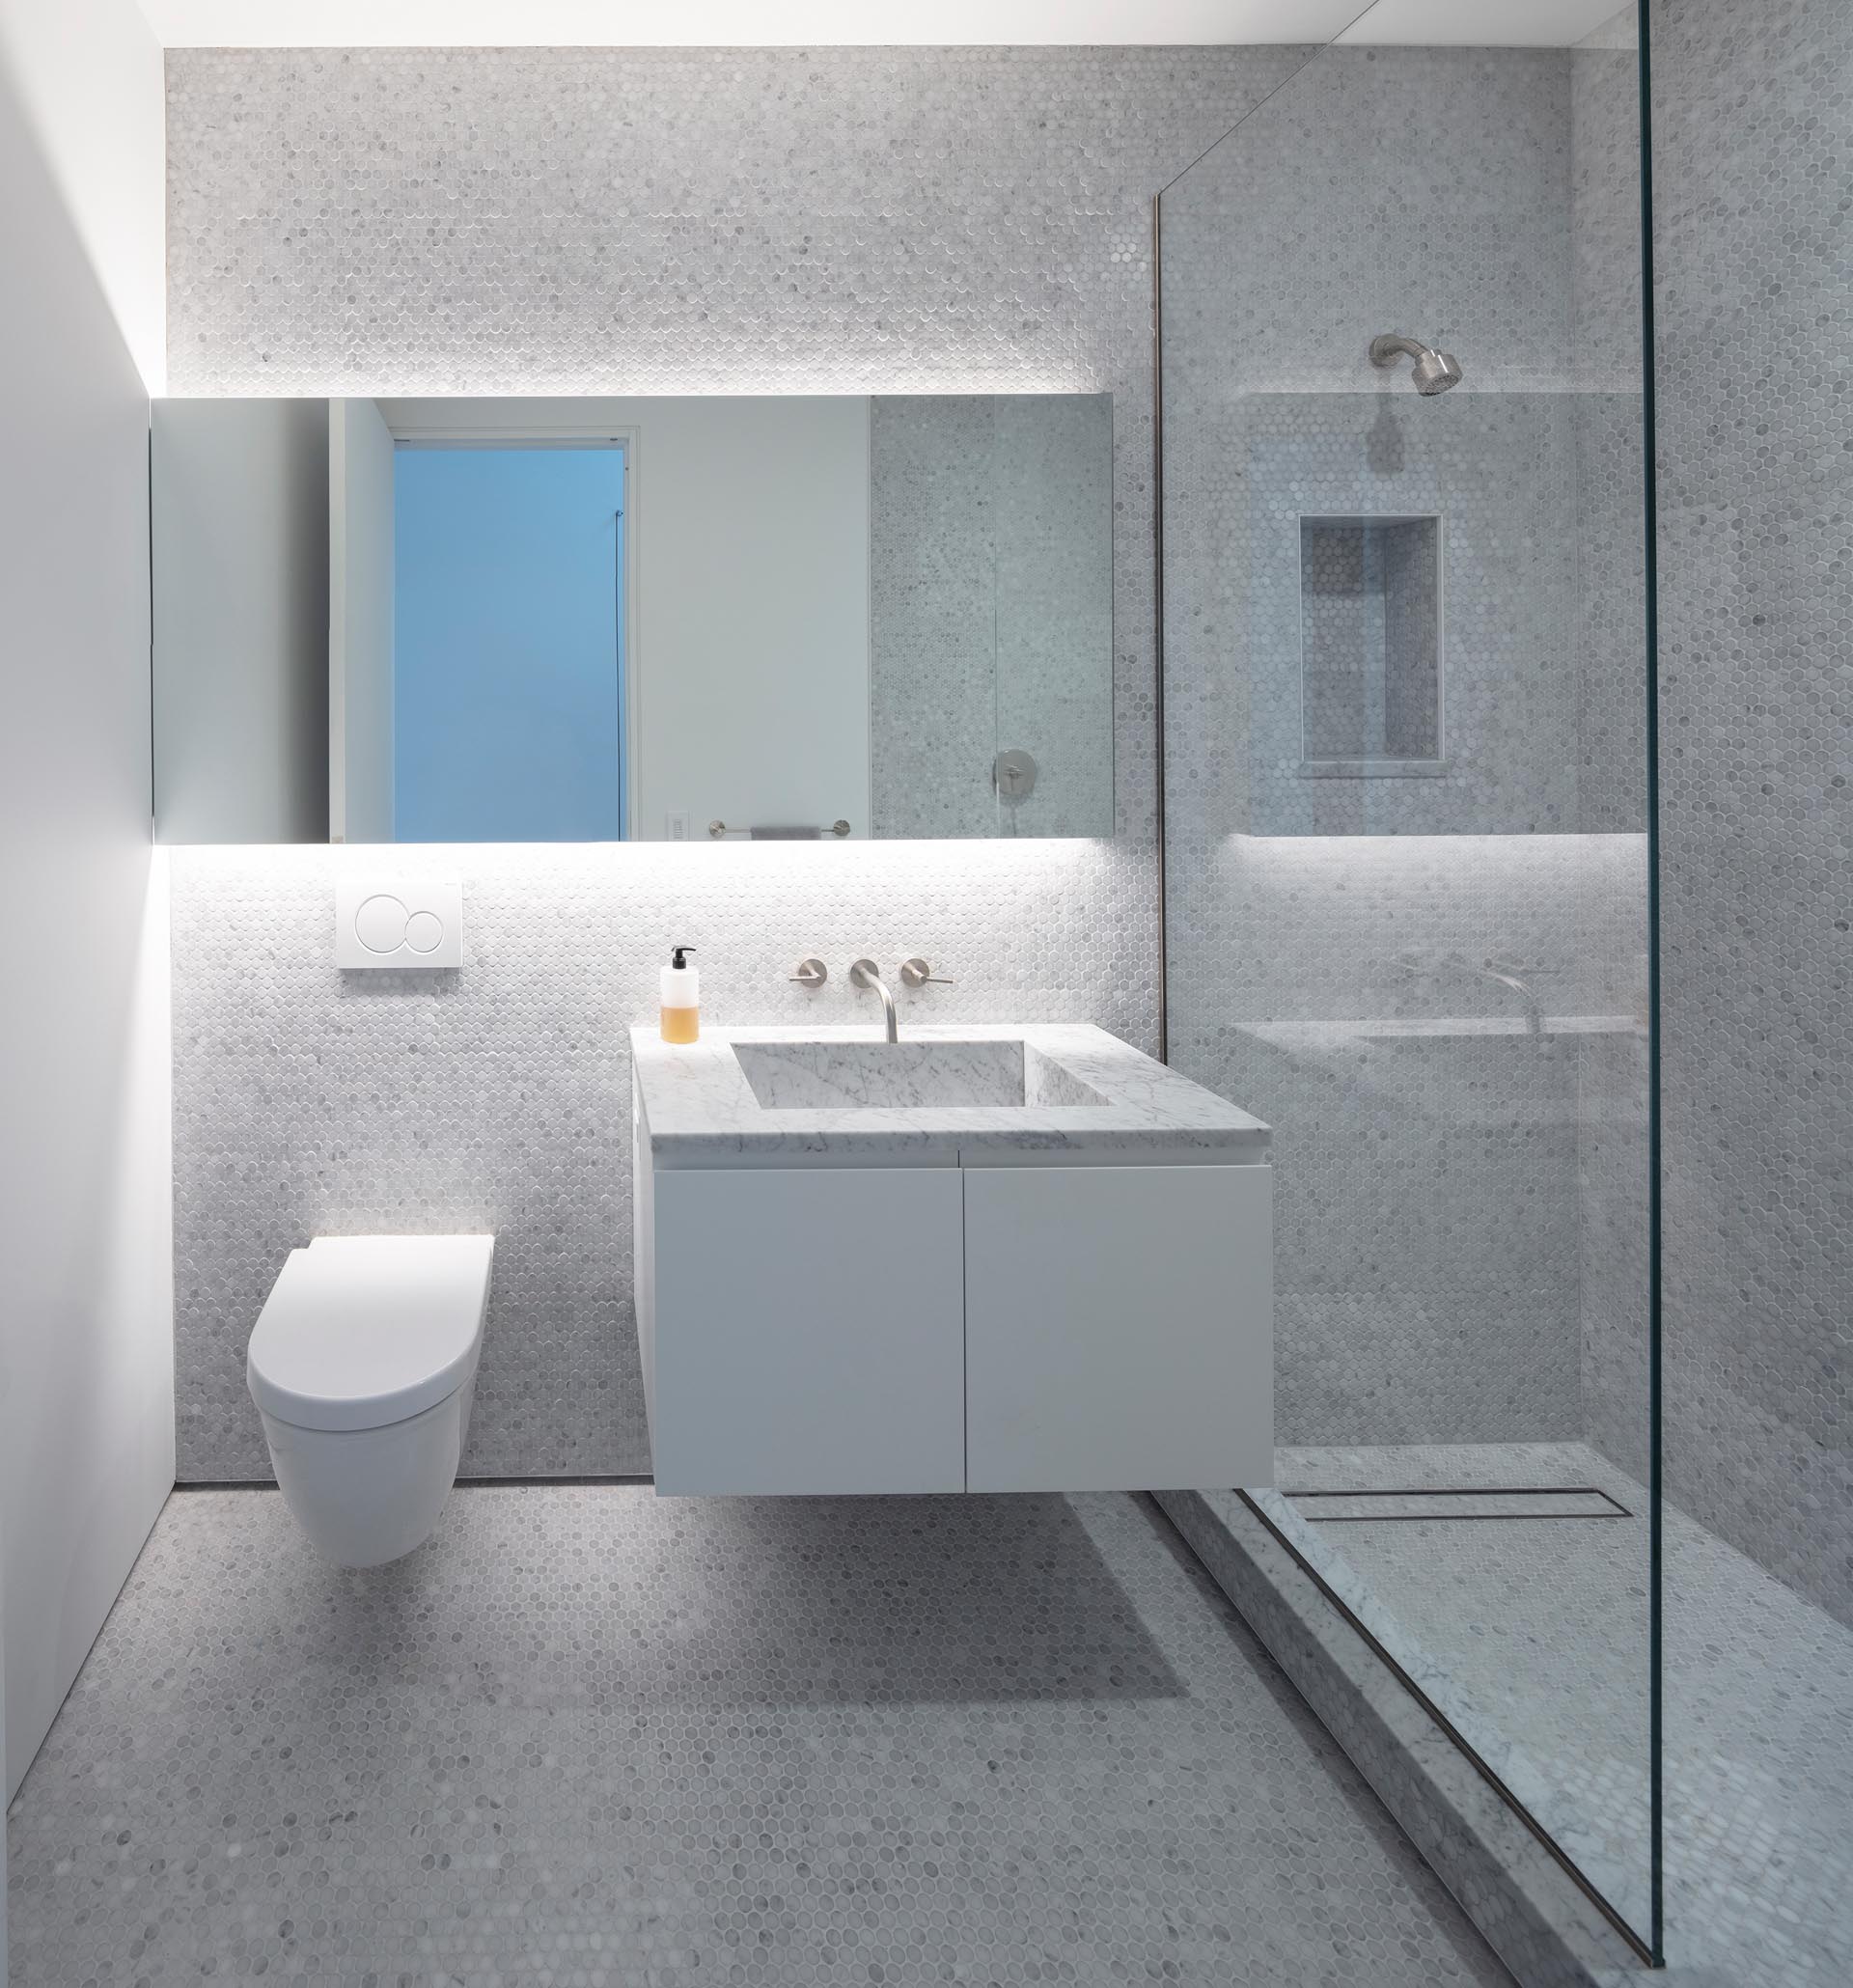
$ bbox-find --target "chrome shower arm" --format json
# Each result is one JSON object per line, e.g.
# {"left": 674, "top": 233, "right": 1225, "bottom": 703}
{"left": 1370, "top": 333, "right": 1430, "bottom": 368}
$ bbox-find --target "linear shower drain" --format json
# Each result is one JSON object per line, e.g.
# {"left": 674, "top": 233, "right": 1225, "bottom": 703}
{"left": 1282, "top": 1484, "right": 1632, "bottom": 1523}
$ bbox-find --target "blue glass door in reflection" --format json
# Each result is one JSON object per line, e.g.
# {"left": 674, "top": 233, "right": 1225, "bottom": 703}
{"left": 395, "top": 444, "right": 626, "bottom": 842}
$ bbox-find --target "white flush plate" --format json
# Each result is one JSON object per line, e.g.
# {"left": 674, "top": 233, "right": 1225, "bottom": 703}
{"left": 335, "top": 877, "right": 462, "bottom": 968}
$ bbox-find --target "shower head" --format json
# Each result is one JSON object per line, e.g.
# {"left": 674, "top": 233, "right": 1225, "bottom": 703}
{"left": 1370, "top": 333, "right": 1464, "bottom": 396}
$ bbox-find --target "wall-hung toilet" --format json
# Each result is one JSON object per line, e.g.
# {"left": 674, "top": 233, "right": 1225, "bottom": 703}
{"left": 247, "top": 1234, "right": 495, "bottom": 1566}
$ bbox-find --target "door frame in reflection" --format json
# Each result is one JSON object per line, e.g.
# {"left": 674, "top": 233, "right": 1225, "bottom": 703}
{"left": 388, "top": 420, "right": 638, "bottom": 842}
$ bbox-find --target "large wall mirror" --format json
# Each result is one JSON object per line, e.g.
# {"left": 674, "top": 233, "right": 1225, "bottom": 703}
{"left": 151, "top": 394, "right": 1115, "bottom": 844}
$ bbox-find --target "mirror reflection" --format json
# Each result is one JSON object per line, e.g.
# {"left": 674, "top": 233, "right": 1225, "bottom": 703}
{"left": 152, "top": 393, "right": 1114, "bottom": 844}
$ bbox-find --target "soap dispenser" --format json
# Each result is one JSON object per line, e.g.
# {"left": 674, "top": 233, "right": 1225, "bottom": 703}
{"left": 660, "top": 945, "right": 700, "bottom": 1044}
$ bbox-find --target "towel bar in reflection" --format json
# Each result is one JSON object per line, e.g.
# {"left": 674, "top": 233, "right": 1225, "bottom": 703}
{"left": 706, "top": 818, "right": 852, "bottom": 840}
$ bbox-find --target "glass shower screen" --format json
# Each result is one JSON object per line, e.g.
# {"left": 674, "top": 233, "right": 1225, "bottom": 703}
{"left": 1156, "top": 2, "right": 1660, "bottom": 1955}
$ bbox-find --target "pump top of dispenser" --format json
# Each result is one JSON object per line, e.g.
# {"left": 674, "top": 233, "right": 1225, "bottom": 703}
{"left": 669, "top": 946, "right": 695, "bottom": 969}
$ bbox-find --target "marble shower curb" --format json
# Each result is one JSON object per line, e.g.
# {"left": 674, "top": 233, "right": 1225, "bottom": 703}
{"left": 1153, "top": 1487, "right": 1646, "bottom": 1988}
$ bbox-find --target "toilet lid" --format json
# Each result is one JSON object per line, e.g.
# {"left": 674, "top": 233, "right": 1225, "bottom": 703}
{"left": 247, "top": 1235, "right": 495, "bottom": 1432}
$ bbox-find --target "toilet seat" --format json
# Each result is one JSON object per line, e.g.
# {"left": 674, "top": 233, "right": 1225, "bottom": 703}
{"left": 248, "top": 1234, "right": 494, "bottom": 1432}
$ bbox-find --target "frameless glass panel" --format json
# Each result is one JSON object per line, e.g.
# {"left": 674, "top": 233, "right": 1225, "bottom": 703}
{"left": 1158, "top": 0, "right": 1659, "bottom": 1954}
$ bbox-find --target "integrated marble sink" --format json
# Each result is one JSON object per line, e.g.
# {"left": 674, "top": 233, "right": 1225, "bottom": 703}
{"left": 631, "top": 1022, "right": 1271, "bottom": 1163}
{"left": 731, "top": 1037, "right": 1106, "bottom": 1112}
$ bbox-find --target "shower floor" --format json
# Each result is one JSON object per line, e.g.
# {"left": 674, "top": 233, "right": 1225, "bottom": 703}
{"left": 1251, "top": 1442, "right": 1853, "bottom": 1984}
{"left": 6, "top": 1484, "right": 1507, "bottom": 1987}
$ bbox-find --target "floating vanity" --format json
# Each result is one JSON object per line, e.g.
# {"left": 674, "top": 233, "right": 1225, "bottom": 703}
{"left": 631, "top": 1024, "right": 1272, "bottom": 1496}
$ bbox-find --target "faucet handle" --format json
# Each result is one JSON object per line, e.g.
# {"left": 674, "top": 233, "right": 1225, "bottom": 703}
{"left": 789, "top": 957, "right": 828, "bottom": 988}
{"left": 899, "top": 956, "right": 954, "bottom": 988}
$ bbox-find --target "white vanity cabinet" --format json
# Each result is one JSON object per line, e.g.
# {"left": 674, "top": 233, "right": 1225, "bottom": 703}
{"left": 648, "top": 1163, "right": 966, "bottom": 1495}
{"left": 631, "top": 1023, "right": 1274, "bottom": 1499}
{"left": 963, "top": 1162, "right": 1272, "bottom": 1492}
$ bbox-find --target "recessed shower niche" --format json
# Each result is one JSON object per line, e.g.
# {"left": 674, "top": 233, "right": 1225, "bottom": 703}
{"left": 1298, "top": 513, "right": 1443, "bottom": 774}
{"left": 1195, "top": 390, "right": 1586, "bottom": 837}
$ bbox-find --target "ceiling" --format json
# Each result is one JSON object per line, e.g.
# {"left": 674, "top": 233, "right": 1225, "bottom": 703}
{"left": 136, "top": 1, "right": 1628, "bottom": 49}
{"left": 1336, "top": 0, "right": 1629, "bottom": 42}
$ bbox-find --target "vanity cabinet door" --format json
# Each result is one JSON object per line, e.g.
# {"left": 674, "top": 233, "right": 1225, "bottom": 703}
{"left": 963, "top": 1163, "right": 1273, "bottom": 1493}
{"left": 651, "top": 1164, "right": 965, "bottom": 1495}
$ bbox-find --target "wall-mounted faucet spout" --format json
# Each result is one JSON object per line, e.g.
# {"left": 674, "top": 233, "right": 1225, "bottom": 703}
{"left": 1477, "top": 958, "right": 1544, "bottom": 1035}
{"left": 848, "top": 959, "right": 899, "bottom": 1043}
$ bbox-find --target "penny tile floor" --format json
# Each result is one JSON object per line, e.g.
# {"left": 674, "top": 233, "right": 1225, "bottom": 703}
{"left": 7, "top": 1486, "right": 1508, "bottom": 1986}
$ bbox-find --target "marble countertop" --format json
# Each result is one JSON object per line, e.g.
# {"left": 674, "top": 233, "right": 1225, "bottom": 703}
{"left": 631, "top": 1022, "right": 1271, "bottom": 1163}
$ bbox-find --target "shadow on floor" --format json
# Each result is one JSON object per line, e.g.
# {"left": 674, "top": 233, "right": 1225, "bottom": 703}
{"left": 209, "top": 1482, "right": 1189, "bottom": 1709}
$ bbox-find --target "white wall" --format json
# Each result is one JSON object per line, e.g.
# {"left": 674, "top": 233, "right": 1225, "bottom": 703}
{"left": 329, "top": 398, "right": 397, "bottom": 842}
{"left": 381, "top": 396, "right": 873, "bottom": 841}
{"left": 152, "top": 400, "right": 331, "bottom": 842}
{"left": 0, "top": 0, "right": 173, "bottom": 1823}
{"left": 0, "top": 0, "right": 164, "bottom": 394}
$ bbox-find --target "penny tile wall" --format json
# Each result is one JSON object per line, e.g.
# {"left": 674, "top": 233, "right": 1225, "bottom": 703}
{"left": 1650, "top": 0, "right": 1853, "bottom": 1626}
{"left": 163, "top": 45, "right": 1301, "bottom": 1477}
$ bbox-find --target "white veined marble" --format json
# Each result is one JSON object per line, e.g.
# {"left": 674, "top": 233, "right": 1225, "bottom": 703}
{"left": 632, "top": 1022, "right": 1271, "bottom": 1161}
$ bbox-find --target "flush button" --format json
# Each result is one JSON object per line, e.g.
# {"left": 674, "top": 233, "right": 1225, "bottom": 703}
{"left": 354, "top": 893, "right": 409, "bottom": 953}
{"left": 335, "top": 878, "right": 462, "bottom": 969}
